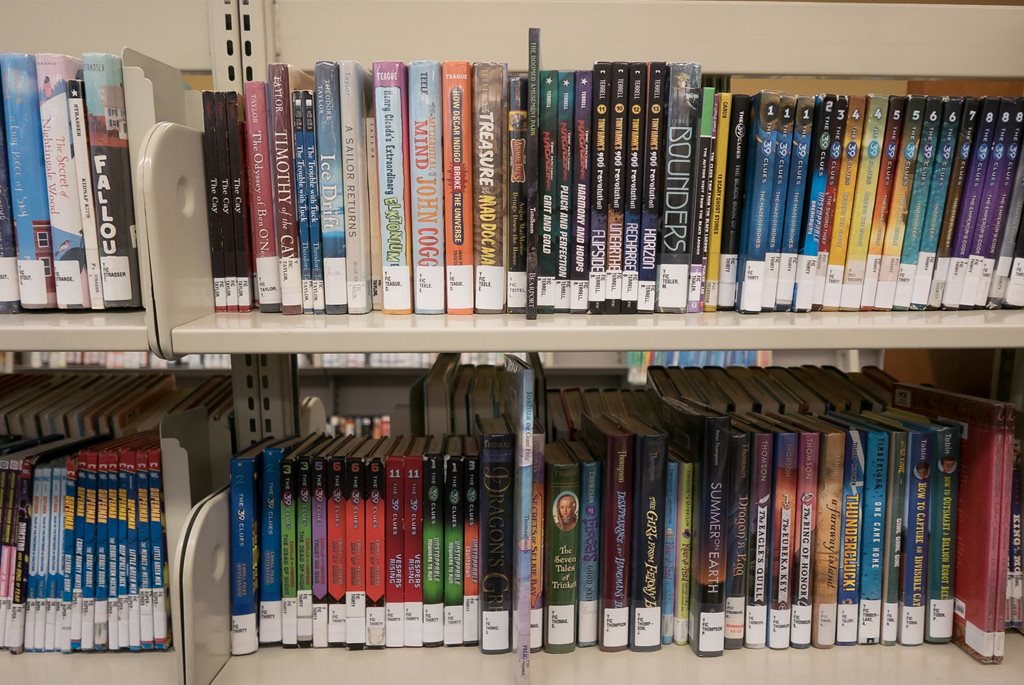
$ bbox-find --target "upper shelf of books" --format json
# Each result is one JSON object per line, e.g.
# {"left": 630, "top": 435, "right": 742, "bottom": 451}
{"left": 0, "top": 310, "right": 149, "bottom": 351}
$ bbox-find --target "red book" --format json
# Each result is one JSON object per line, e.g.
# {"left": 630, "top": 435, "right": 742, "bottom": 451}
{"left": 365, "top": 455, "right": 386, "bottom": 648}
{"left": 385, "top": 453, "right": 405, "bottom": 647}
{"left": 403, "top": 441, "right": 425, "bottom": 647}
{"left": 893, "top": 383, "right": 1013, "bottom": 663}
{"left": 327, "top": 456, "right": 346, "bottom": 646}
{"left": 244, "top": 81, "right": 279, "bottom": 311}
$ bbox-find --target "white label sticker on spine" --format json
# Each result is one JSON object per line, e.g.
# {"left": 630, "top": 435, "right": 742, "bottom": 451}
{"left": 812, "top": 250, "right": 830, "bottom": 307}
{"left": 822, "top": 264, "right": 844, "bottom": 309}
{"left": 762, "top": 252, "right": 782, "bottom": 310}
{"left": 815, "top": 603, "right": 837, "bottom": 646}
{"left": 422, "top": 603, "right": 443, "bottom": 644}
{"left": 386, "top": 604, "right": 404, "bottom": 647}
{"left": 622, "top": 272, "right": 638, "bottom": 302}
{"left": 384, "top": 265, "right": 413, "bottom": 311}
{"left": 346, "top": 591, "right": 366, "bottom": 645}
{"left": 860, "top": 254, "right": 882, "bottom": 308}
{"left": 769, "top": 608, "right": 791, "bottom": 649}
{"left": 463, "top": 596, "right": 479, "bottom": 643}
{"left": 858, "top": 598, "right": 881, "bottom": 644}
{"left": 530, "top": 607, "right": 542, "bottom": 649}
{"left": 507, "top": 271, "right": 527, "bottom": 309}
{"left": 588, "top": 272, "right": 606, "bottom": 304}
{"left": 607, "top": 272, "right": 623, "bottom": 302}
{"left": 698, "top": 611, "right": 725, "bottom": 653}
{"left": 928, "top": 599, "right": 953, "bottom": 640}
{"left": 911, "top": 252, "right": 936, "bottom": 307}
{"left": 941, "top": 257, "right": 968, "bottom": 309}
{"left": 739, "top": 260, "right": 765, "bottom": 314}
{"left": 312, "top": 604, "right": 328, "bottom": 648}
{"left": 725, "top": 596, "right": 745, "bottom": 640}
{"left": 0, "top": 257, "right": 19, "bottom": 302}
{"left": 601, "top": 606, "right": 628, "bottom": 648}
{"left": 791, "top": 604, "right": 812, "bottom": 646}
{"left": 279, "top": 256, "right": 302, "bottom": 308}
{"left": 482, "top": 610, "right": 509, "bottom": 652}
{"left": 256, "top": 256, "right": 281, "bottom": 304}
{"left": 366, "top": 606, "right": 385, "bottom": 646}
{"left": 899, "top": 604, "right": 924, "bottom": 645}
{"left": 538, "top": 276, "right": 555, "bottom": 308}
{"left": 719, "top": 254, "right": 738, "bottom": 308}
{"left": 571, "top": 279, "right": 589, "bottom": 312}
{"left": 297, "top": 590, "right": 313, "bottom": 640}
{"left": 18, "top": 259, "right": 48, "bottom": 307}
{"left": 556, "top": 278, "right": 572, "bottom": 311}
{"left": 975, "top": 257, "right": 995, "bottom": 307}
{"left": 744, "top": 604, "right": 767, "bottom": 647}
{"left": 475, "top": 265, "right": 505, "bottom": 312}
{"left": 577, "top": 600, "right": 598, "bottom": 645}
{"left": 1006, "top": 258, "right": 1024, "bottom": 306}
{"left": 415, "top": 264, "right": 444, "bottom": 313}
{"left": 687, "top": 267, "right": 704, "bottom": 310}
{"left": 633, "top": 606, "right": 660, "bottom": 648}
{"left": 443, "top": 605, "right": 463, "bottom": 645}
{"left": 54, "top": 261, "right": 85, "bottom": 308}
{"left": 403, "top": 601, "right": 422, "bottom": 647}
{"left": 328, "top": 604, "right": 346, "bottom": 645}
{"left": 324, "top": 256, "right": 349, "bottom": 306}
{"left": 348, "top": 281, "right": 369, "bottom": 312}
{"left": 794, "top": 254, "right": 817, "bottom": 311}
{"left": 894, "top": 262, "right": 916, "bottom": 309}
{"left": 656, "top": 264, "right": 689, "bottom": 311}
{"left": 546, "top": 604, "right": 575, "bottom": 646}
{"left": 837, "top": 603, "right": 858, "bottom": 643}
{"left": 883, "top": 602, "right": 898, "bottom": 644}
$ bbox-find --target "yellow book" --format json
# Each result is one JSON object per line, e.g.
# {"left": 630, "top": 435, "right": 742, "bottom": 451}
{"left": 839, "top": 95, "right": 889, "bottom": 310}
{"left": 704, "top": 93, "right": 732, "bottom": 311}
{"left": 822, "top": 95, "right": 866, "bottom": 310}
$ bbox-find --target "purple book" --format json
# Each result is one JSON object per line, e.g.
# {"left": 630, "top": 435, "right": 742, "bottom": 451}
{"left": 746, "top": 429, "right": 774, "bottom": 649}
{"left": 962, "top": 98, "right": 1024, "bottom": 308}
{"left": 311, "top": 458, "right": 328, "bottom": 646}
{"left": 942, "top": 97, "right": 1001, "bottom": 308}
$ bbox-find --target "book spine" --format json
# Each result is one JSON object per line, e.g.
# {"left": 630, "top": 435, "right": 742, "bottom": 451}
{"left": 746, "top": 432, "right": 772, "bottom": 648}
{"left": 812, "top": 435, "right": 842, "bottom": 648}
{"left": 554, "top": 70, "right": 576, "bottom": 313}
{"left": 230, "top": 457, "right": 258, "bottom": 655}
{"left": 422, "top": 453, "right": 444, "bottom": 646}
{"left": 876, "top": 96, "right": 925, "bottom": 310}
{"left": 793, "top": 95, "right": 832, "bottom": 312}
{"left": 261, "top": 448, "right": 284, "bottom": 644}
{"left": 201, "top": 91, "right": 227, "bottom": 312}
{"left": 725, "top": 433, "right": 750, "bottom": 648}
{"left": 480, "top": 434, "right": 514, "bottom": 653}
{"left": 913, "top": 99, "right": 964, "bottom": 309}
{"left": 148, "top": 448, "right": 168, "bottom": 650}
{"left": 762, "top": 93, "right": 794, "bottom": 312}
{"left": 675, "top": 461, "right": 694, "bottom": 645}
{"left": 738, "top": 92, "right": 779, "bottom": 314}
{"left": 656, "top": 63, "right": 701, "bottom": 313}
{"left": 631, "top": 434, "right": 665, "bottom": 652}
{"left": 988, "top": 102, "right": 1024, "bottom": 307}
{"left": 228, "top": 92, "right": 254, "bottom": 311}
{"left": 407, "top": 61, "right": 445, "bottom": 314}
{"left": 267, "top": 64, "right": 303, "bottom": 313}
{"left": 80, "top": 453, "right": 97, "bottom": 650}
{"left": 623, "top": 64, "right": 646, "bottom": 314}
{"left": 836, "top": 429, "right": 865, "bottom": 646}
{"left": 1, "top": 55, "right": 56, "bottom": 308}
{"left": 443, "top": 455, "right": 464, "bottom": 645}
{"left": 599, "top": 433, "right": 632, "bottom": 651}
{"left": 293, "top": 92, "right": 312, "bottom": 313}
{"left": 812, "top": 96, "right": 849, "bottom": 309}
{"left": 792, "top": 431, "right": 819, "bottom": 648}
{"left": 373, "top": 61, "right": 413, "bottom": 313}
{"left": 0, "top": 461, "right": 12, "bottom": 646}
{"left": 136, "top": 451, "right": 153, "bottom": 650}
{"left": 27, "top": 465, "right": 46, "bottom": 652}
{"left": 0, "top": 81, "right": 21, "bottom": 311}
{"left": 315, "top": 62, "right": 348, "bottom": 314}
{"left": 940, "top": 97, "right": 1000, "bottom": 309}
{"left": 8, "top": 460, "right": 32, "bottom": 652}
{"left": 605, "top": 63, "right": 628, "bottom": 314}
{"left": 368, "top": 113, "right": 383, "bottom": 310}
{"left": 860, "top": 96, "right": 906, "bottom": 310}
{"left": 881, "top": 431, "right": 908, "bottom": 645}
{"left": 296, "top": 457, "right": 313, "bottom": 645}
{"left": 588, "top": 63, "right": 611, "bottom": 314}
{"left": 857, "top": 431, "right": 890, "bottom": 644}
{"left": 327, "top": 456, "right": 346, "bottom": 646}
{"left": 36, "top": 55, "right": 89, "bottom": 309}
{"left": 244, "top": 81, "right": 281, "bottom": 311}
{"left": 463, "top": 454, "right": 480, "bottom": 645}
{"left": 124, "top": 458, "right": 140, "bottom": 650}
{"left": 216, "top": 92, "right": 238, "bottom": 312}
{"left": 106, "top": 452, "right": 120, "bottom": 650}
{"left": 822, "top": 95, "right": 866, "bottom": 311}
{"left": 508, "top": 354, "right": 536, "bottom": 682}
{"left": 839, "top": 95, "right": 889, "bottom": 311}
{"left": 578, "top": 458, "right": 601, "bottom": 648}
{"left": 690, "top": 420, "right": 727, "bottom": 657}
{"left": 639, "top": 64, "right": 666, "bottom": 313}
{"left": 705, "top": 92, "right": 730, "bottom": 312}
{"left": 280, "top": 456, "right": 296, "bottom": 643}
{"left": 312, "top": 458, "right": 329, "bottom": 647}
{"left": 94, "top": 453, "right": 109, "bottom": 650}
{"left": 661, "top": 460, "right": 678, "bottom": 646}
{"left": 900, "top": 431, "right": 930, "bottom": 645}
{"left": 525, "top": 30, "right": 541, "bottom": 320}
{"left": 530, "top": 435, "right": 545, "bottom": 651}
{"left": 543, "top": 460, "right": 579, "bottom": 653}
{"left": 50, "top": 466, "right": 64, "bottom": 650}
{"left": 402, "top": 455, "right": 422, "bottom": 647}
{"left": 507, "top": 76, "right": 528, "bottom": 312}
{"left": 339, "top": 63, "right": 373, "bottom": 312}
{"left": 571, "top": 70, "right": 593, "bottom": 313}
{"left": 688, "top": 87, "right": 713, "bottom": 314}
{"left": 385, "top": 455, "right": 404, "bottom": 647}
{"left": 537, "top": 70, "right": 558, "bottom": 314}
{"left": 719, "top": 95, "right": 751, "bottom": 310}
{"left": 473, "top": 62, "right": 508, "bottom": 314}
{"left": 62, "top": 457, "right": 77, "bottom": 651}
{"left": 776, "top": 96, "right": 815, "bottom": 311}
{"left": 365, "top": 458, "right": 386, "bottom": 648}
{"left": 345, "top": 457, "right": 366, "bottom": 649}
{"left": 442, "top": 61, "right": 473, "bottom": 315}
{"left": 927, "top": 427, "right": 958, "bottom": 642}
{"left": 304, "top": 92, "right": 323, "bottom": 313}
{"left": 769, "top": 433, "right": 797, "bottom": 650}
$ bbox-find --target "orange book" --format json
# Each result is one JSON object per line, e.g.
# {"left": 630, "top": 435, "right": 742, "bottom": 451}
{"left": 442, "top": 61, "right": 474, "bottom": 314}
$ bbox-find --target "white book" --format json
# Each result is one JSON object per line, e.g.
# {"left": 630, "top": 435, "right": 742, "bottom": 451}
{"left": 338, "top": 64, "right": 373, "bottom": 313}
{"left": 67, "top": 79, "right": 103, "bottom": 309}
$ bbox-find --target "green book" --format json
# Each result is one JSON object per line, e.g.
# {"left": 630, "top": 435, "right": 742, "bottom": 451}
{"left": 675, "top": 457, "right": 694, "bottom": 645}
{"left": 280, "top": 454, "right": 298, "bottom": 647}
{"left": 443, "top": 437, "right": 465, "bottom": 645}
{"left": 543, "top": 442, "right": 580, "bottom": 653}
{"left": 422, "top": 436, "right": 446, "bottom": 646}
{"left": 296, "top": 454, "right": 313, "bottom": 645}
{"left": 538, "top": 70, "right": 559, "bottom": 313}
{"left": 554, "top": 70, "right": 575, "bottom": 313}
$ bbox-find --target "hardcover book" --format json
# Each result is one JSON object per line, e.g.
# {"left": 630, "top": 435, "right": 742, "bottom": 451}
{"left": 623, "top": 64, "right": 647, "bottom": 314}
{"left": 408, "top": 61, "right": 445, "bottom": 314}
{"left": 243, "top": 81, "right": 281, "bottom": 312}
{"left": 718, "top": 94, "right": 751, "bottom": 311}
{"left": 66, "top": 79, "right": 101, "bottom": 310}
{"left": 588, "top": 63, "right": 611, "bottom": 314}
{"left": 507, "top": 76, "right": 528, "bottom": 312}
{"left": 605, "top": 63, "right": 628, "bottom": 314}
{"left": 314, "top": 61, "right": 349, "bottom": 314}
{"left": 776, "top": 96, "right": 815, "bottom": 311}
{"left": 538, "top": 70, "right": 558, "bottom": 314}
{"left": 543, "top": 442, "right": 579, "bottom": 653}
{"left": 761, "top": 93, "right": 794, "bottom": 313}
{"left": 473, "top": 62, "right": 508, "bottom": 314}
{"left": 821, "top": 95, "right": 865, "bottom": 311}
{"left": 571, "top": 70, "right": 593, "bottom": 313}
{"left": 339, "top": 63, "right": 373, "bottom": 313}
{"left": 441, "top": 61, "right": 474, "bottom": 315}
{"left": 555, "top": 70, "right": 576, "bottom": 313}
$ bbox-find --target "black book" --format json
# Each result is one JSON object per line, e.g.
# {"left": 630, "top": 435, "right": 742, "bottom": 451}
{"left": 508, "top": 76, "right": 528, "bottom": 313}
{"left": 639, "top": 63, "right": 667, "bottom": 313}
{"left": 718, "top": 94, "right": 752, "bottom": 311}
{"left": 606, "top": 62, "right": 629, "bottom": 313}
{"left": 588, "top": 63, "right": 612, "bottom": 314}
{"left": 724, "top": 424, "right": 751, "bottom": 649}
{"left": 216, "top": 92, "right": 238, "bottom": 311}
{"left": 525, "top": 28, "right": 542, "bottom": 319}
{"left": 225, "top": 91, "right": 253, "bottom": 311}
{"left": 201, "top": 91, "right": 228, "bottom": 312}
{"left": 478, "top": 417, "right": 515, "bottom": 653}
{"left": 622, "top": 62, "right": 647, "bottom": 315}
{"left": 443, "top": 438, "right": 465, "bottom": 646}
{"left": 571, "top": 70, "right": 593, "bottom": 313}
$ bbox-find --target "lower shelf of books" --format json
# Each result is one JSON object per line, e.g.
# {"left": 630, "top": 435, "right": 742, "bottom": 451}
{"left": 0, "top": 648, "right": 178, "bottom": 685}
{"left": 212, "top": 633, "right": 1022, "bottom": 685}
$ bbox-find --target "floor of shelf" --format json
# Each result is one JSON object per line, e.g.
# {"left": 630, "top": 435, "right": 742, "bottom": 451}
{"left": 0, "top": 310, "right": 149, "bottom": 351}
{"left": 213, "top": 632, "right": 1023, "bottom": 685}
{"left": 0, "top": 647, "right": 177, "bottom": 685}
{"left": 171, "top": 309, "right": 1024, "bottom": 354}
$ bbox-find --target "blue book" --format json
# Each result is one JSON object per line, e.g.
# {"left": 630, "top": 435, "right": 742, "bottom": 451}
{"left": 0, "top": 82, "right": 19, "bottom": 312}
{"left": 105, "top": 454, "right": 120, "bottom": 650}
{"left": 314, "top": 62, "right": 348, "bottom": 314}
{"left": 0, "top": 54, "right": 55, "bottom": 308}
{"left": 407, "top": 61, "right": 444, "bottom": 314}
{"left": 148, "top": 447, "right": 169, "bottom": 649}
{"left": 46, "top": 467, "right": 64, "bottom": 652}
{"left": 230, "top": 448, "right": 261, "bottom": 655}
{"left": 899, "top": 426, "right": 932, "bottom": 645}
{"left": 777, "top": 96, "right": 814, "bottom": 311}
{"left": 926, "top": 422, "right": 959, "bottom": 642}
{"left": 829, "top": 419, "right": 865, "bottom": 646}
{"left": 117, "top": 458, "right": 131, "bottom": 650}
{"left": 304, "top": 92, "right": 324, "bottom": 314}
{"left": 293, "top": 91, "right": 312, "bottom": 313}
{"left": 260, "top": 443, "right": 287, "bottom": 644}
{"left": 738, "top": 92, "right": 780, "bottom": 313}
{"left": 575, "top": 447, "right": 600, "bottom": 649}
{"left": 80, "top": 453, "right": 97, "bottom": 650}
{"left": 28, "top": 465, "right": 49, "bottom": 651}
{"left": 661, "top": 458, "right": 679, "bottom": 645}
{"left": 135, "top": 450, "right": 153, "bottom": 650}
{"left": 94, "top": 456, "right": 109, "bottom": 650}
{"left": 63, "top": 456, "right": 79, "bottom": 651}
{"left": 794, "top": 95, "right": 834, "bottom": 311}
{"left": 125, "top": 455, "right": 141, "bottom": 650}
{"left": 762, "top": 95, "right": 795, "bottom": 312}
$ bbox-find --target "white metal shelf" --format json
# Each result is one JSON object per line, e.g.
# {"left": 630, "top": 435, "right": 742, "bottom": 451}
{"left": 0, "top": 648, "right": 178, "bottom": 685}
{"left": 212, "top": 632, "right": 1023, "bottom": 685}
{"left": 0, "top": 311, "right": 149, "bottom": 351}
{"left": 169, "top": 309, "right": 1024, "bottom": 354}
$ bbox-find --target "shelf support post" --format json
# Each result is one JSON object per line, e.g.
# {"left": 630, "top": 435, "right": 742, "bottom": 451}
{"left": 231, "top": 353, "right": 299, "bottom": 447}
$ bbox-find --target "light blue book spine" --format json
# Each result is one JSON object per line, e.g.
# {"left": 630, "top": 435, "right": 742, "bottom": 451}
{"left": 778, "top": 96, "right": 814, "bottom": 311}
{"left": 148, "top": 449, "right": 169, "bottom": 649}
{"left": 836, "top": 428, "right": 864, "bottom": 646}
{"left": 857, "top": 429, "right": 889, "bottom": 644}
{"left": 46, "top": 467, "right": 64, "bottom": 651}
{"left": 63, "top": 458, "right": 78, "bottom": 651}
{"left": 795, "top": 95, "right": 830, "bottom": 311}
{"left": 661, "top": 460, "right": 679, "bottom": 645}
{"left": 304, "top": 92, "right": 324, "bottom": 314}
{"left": 762, "top": 95, "right": 794, "bottom": 311}
{"left": 116, "top": 460, "right": 129, "bottom": 650}
{"left": 105, "top": 456, "right": 119, "bottom": 650}
{"left": 125, "top": 457, "right": 140, "bottom": 650}
{"left": 407, "top": 61, "right": 445, "bottom": 314}
{"left": 260, "top": 445, "right": 285, "bottom": 644}
{"left": 27, "top": 465, "right": 48, "bottom": 651}
{"left": 230, "top": 454, "right": 259, "bottom": 655}
{"left": 315, "top": 62, "right": 348, "bottom": 314}
{"left": 0, "top": 54, "right": 55, "bottom": 308}
{"left": 80, "top": 455, "right": 96, "bottom": 650}
{"left": 136, "top": 453, "right": 153, "bottom": 650}
{"left": 577, "top": 457, "right": 600, "bottom": 647}
{"left": 738, "top": 93, "right": 778, "bottom": 313}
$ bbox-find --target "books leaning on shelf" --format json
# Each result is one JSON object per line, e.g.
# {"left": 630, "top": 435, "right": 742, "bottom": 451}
{"left": 196, "top": 33, "right": 1024, "bottom": 318}
{"left": 227, "top": 355, "right": 1021, "bottom": 663}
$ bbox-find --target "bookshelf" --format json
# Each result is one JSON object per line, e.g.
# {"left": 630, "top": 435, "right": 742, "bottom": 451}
{"left": 0, "top": 311, "right": 149, "bottom": 351}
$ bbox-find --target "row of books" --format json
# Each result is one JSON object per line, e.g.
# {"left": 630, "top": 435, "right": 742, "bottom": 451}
{"left": 624, "top": 350, "right": 768, "bottom": 384}
{"left": 327, "top": 415, "right": 391, "bottom": 439}
{"left": 199, "top": 48, "right": 1024, "bottom": 318}
{"left": 0, "top": 53, "right": 141, "bottom": 312}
